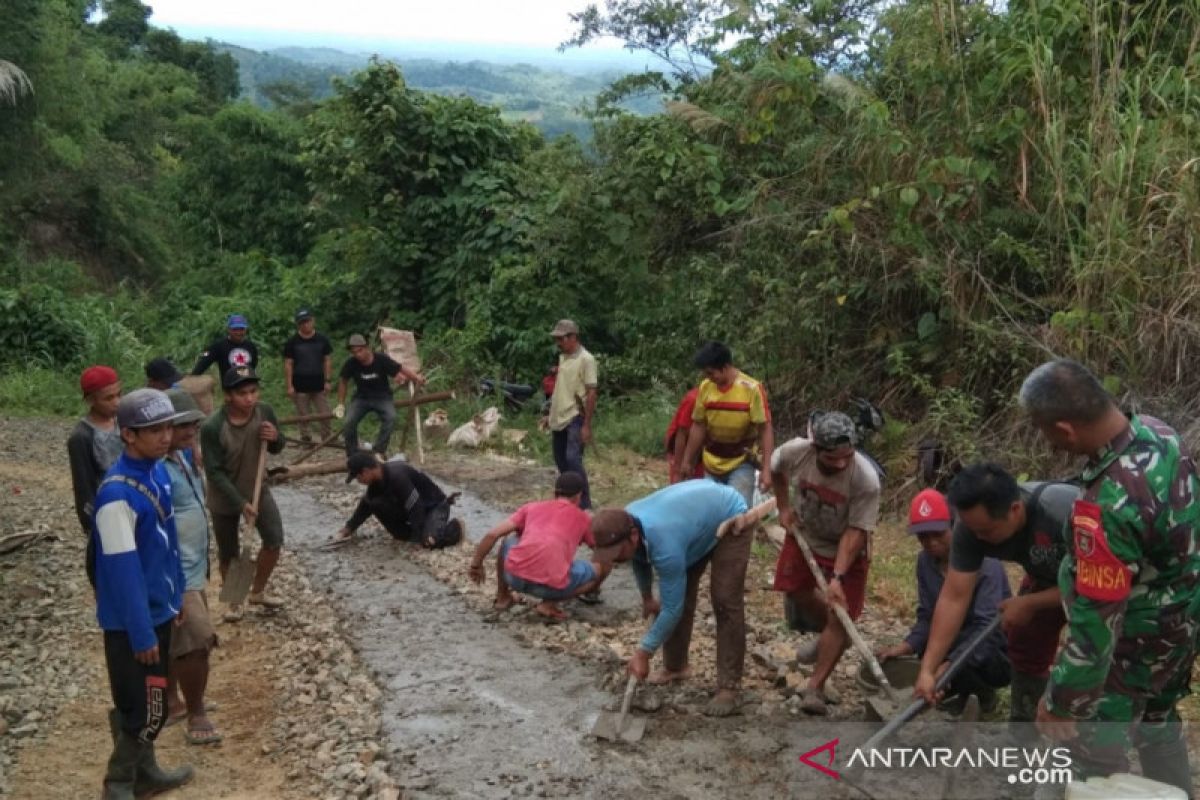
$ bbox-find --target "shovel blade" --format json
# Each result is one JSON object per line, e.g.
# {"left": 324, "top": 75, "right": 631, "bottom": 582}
{"left": 864, "top": 695, "right": 899, "bottom": 723}
{"left": 590, "top": 712, "right": 647, "bottom": 743}
{"left": 218, "top": 545, "right": 256, "bottom": 604}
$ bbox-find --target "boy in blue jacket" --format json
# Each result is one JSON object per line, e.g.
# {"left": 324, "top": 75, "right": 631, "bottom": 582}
{"left": 91, "top": 388, "right": 193, "bottom": 799}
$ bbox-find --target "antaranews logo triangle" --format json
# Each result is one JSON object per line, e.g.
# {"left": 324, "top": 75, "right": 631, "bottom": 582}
{"left": 799, "top": 738, "right": 840, "bottom": 780}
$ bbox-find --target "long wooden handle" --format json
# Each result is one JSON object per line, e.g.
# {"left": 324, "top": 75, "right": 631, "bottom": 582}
{"left": 249, "top": 439, "right": 269, "bottom": 513}
{"left": 290, "top": 424, "right": 345, "bottom": 467}
{"left": 787, "top": 523, "right": 902, "bottom": 702}
{"left": 615, "top": 674, "right": 638, "bottom": 730}
{"left": 716, "top": 497, "right": 777, "bottom": 539}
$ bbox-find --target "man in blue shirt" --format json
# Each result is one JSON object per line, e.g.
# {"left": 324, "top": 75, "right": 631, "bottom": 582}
{"left": 92, "top": 388, "right": 193, "bottom": 799}
{"left": 591, "top": 481, "right": 751, "bottom": 717}
{"left": 876, "top": 488, "right": 1011, "bottom": 713}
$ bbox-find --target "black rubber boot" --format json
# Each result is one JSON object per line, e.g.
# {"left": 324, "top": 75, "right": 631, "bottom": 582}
{"left": 100, "top": 732, "right": 139, "bottom": 800}
{"left": 1139, "top": 734, "right": 1196, "bottom": 799}
{"left": 135, "top": 742, "right": 194, "bottom": 796}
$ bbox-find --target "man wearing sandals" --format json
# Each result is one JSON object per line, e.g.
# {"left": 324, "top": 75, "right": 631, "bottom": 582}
{"left": 200, "top": 366, "right": 285, "bottom": 619}
{"left": 163, "top": 389, "right": 221, "bottom": 745}
{"left": 468, "top": 473, "right": 608, "bottom": 621}
{"left": 771, "top": 412, "right": 881, "bottom": 716}
{"left": 602, "top": 480, "right": 751, "bottom": 717}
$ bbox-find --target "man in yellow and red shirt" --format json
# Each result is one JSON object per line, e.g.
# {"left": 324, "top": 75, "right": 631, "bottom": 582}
{"left": 679, "top": 341, "right": 773, "bottom": 505}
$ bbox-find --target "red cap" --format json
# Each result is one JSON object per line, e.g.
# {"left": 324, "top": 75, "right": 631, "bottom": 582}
{"left": 908, "top": 488, "right": 951, "bottom": 534}
{"left": 80, "top": 365, "right": 119, "bottom": 397}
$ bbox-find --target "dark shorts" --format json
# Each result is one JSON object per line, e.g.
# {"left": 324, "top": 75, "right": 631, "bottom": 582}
{"left": 212, "top": 490, "right": 284, "bottom": 561}
{"left": 1008, "top": 575, "right": 1067, "bottom": 677}
{"left": 169, "top": 590, "right": 216, "bottom": 658}
{"left": 500, "top": 537, "right": 598, "bottom": 601}
{"left": 773, "top": 534, "right": 869, "bottom": 621}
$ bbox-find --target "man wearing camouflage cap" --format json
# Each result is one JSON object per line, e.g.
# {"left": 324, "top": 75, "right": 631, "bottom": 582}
{"left": 1020, "top": 359, "right": 1199, "bottom": 796}
{"left": 770, "top": 411, "right": 881, "bottom": 715}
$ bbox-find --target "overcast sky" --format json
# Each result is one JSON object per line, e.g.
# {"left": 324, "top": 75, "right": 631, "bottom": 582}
{"left": 146, "top": 0, "right": 607, "bottom": 48}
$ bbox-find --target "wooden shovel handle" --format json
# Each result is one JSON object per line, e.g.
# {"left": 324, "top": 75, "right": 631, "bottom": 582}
{"left": 786, "top": 523, "right": 902, "bottom": 702}
{"left": 249, "top": 439, "right": 269, "bottom": 514}
{"left": 717, "top": 497, "right": 777, "bottom": 539}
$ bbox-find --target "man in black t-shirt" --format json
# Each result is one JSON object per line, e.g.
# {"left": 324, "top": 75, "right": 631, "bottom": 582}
{"left": 335, "top": 333, "right": 425, "bottom": 456}
{"left": 282, "top": 308, "right": 334, "bottom": 442}
{"left": 191, "top": 314, "right": 259, "bottom": 377}
{"left": 914, "top": 462, "right": 1080, "bottom": 732}
{"left": 332, "top": 452, "right": 462, "bottom": 547}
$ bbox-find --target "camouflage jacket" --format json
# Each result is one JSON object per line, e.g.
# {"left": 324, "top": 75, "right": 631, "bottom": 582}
{"left": 1047, "top": 415, "right": 1200, "bottom": 718}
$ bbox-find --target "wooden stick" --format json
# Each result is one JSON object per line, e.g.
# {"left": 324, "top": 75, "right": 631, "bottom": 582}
{"left": 277, "top": 390, "right": 455, "bottom": 425}
{"left": 267, "top": 459, "right": 348, "bottom": 484}
{"left": 786, "top": 522, "right": 904, "bottom": 703}
{"left": 290, "top": 424, "right": 345, "bottom": 467}
{"left": 410, "top": 383, "right": 425, "bottom": 465}
{"left": 716, "top": 497, "right": 777, "bottom": 539}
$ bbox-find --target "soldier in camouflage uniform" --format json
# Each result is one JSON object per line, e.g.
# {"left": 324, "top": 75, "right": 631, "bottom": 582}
{"left": 1019, "top": 359, "right": 1199, "bottom": 796}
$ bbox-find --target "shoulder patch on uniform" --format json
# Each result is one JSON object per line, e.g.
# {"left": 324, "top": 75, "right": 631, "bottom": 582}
{"left": 1072, "top": 499, "right": 1131, "bottom": 602}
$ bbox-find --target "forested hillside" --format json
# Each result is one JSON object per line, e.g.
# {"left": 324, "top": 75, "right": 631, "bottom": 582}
{"left": 217, "top": 42, "right": 660, "bottom": 141}
{"left": 4, "top": 0, "right": 1200, "bottom": 471}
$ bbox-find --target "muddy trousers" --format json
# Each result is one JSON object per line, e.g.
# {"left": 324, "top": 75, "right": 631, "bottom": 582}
{"left": 291, "top": 390, "right": 331, "bottom": 439}
{"left": 661, "top": 526, "right": 753, "bottom": 690}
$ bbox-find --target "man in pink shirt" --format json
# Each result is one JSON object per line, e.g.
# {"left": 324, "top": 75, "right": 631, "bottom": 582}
{"left": 468, "top": 472, "right": 612, "bottom": 620}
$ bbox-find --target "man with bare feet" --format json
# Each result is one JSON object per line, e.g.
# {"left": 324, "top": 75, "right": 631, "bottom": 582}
{"left": 601, "top": 480, "right": 752, "bottom": 717}
{"left": 468, "top": 473, "right": 608, "bottom": 621}
{"left": 162, "top": 389, "right": 221, "bottom": 745}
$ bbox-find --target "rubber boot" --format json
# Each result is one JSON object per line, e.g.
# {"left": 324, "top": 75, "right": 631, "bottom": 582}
{"left": 100, "top": 732, "right": 140, "bottom": 800}
{"left": 135, "top": 742, "right": 194, "bottom": 795}
{"left": 1139, "top": 734, "right": 1196, "bottom": 799}
{"left": 1008, "top": 671, "right": 1047, "bottom": 744}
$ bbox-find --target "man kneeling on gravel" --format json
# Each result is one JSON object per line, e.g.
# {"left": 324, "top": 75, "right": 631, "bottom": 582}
{"left": 92, "top": 388, "right": 193, "bottom": 798}
{"left": 334, "top": 452, "right": 463, "bottom": 547}
{"left": 468, "top": 472, "right": 608, "bottom": 621}
{"left": 603, "top": 480, "right": 753, "bottom": 717}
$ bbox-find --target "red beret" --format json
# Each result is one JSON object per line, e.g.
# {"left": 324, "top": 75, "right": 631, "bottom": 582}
{"left": 80, "top": 365, "right": 119, "bottom": 397}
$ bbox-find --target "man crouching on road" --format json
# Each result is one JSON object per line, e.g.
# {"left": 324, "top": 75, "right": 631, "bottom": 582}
{"left": 604, "top": 480, "right": 752, "bottom": 717}
{"left": 334, "top": 452, "right": 463, "bottom": 548}
{"left": 468, "top": 472, "right": 606, "bottom": 621}
{"left": 92, "top": 388, "right": 193, "bottom": 799}
{"left": 771, "top": 412, "right": 881, "bottom": 716}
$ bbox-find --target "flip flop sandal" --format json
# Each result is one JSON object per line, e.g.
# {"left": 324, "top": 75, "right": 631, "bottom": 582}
{"left": 166, "top": 700, "right": 219, "bottom": 728}
{"left": 184, "top": 722, "right": 224, "bottom": 746}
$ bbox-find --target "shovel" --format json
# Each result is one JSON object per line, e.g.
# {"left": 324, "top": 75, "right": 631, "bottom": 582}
{"left": 859, "top": 615, "right": 1003, "bottom": 753}
{"left": 219, "top": 440, "right": 268, "bottom": 605}
{"left": 787, "top": 524, "right": 905, "bottom": 709}
{"left": 591, "top": 674, "right": 647, "bottom": 743}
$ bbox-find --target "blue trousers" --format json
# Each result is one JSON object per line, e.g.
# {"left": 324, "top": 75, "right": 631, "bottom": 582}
{"left": 344, "top": 396, "right": 396, "bottom": 455}
{"left": 552, "top": 416, "right": 591, "bottom": 509}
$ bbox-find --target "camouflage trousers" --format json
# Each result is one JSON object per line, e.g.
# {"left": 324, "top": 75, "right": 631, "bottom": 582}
{"left": 1070, "top": 618, "right": 1197, "bottom": 780}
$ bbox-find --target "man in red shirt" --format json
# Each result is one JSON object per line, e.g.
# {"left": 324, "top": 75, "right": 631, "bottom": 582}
{"left": 666, "top": 387, "right": 705, "bottom": 484}
{"left": 468, "top": 473, "right": 613, "bottom": 621}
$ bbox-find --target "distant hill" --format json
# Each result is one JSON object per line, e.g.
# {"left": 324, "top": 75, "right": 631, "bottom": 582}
{"left": 212, "top": 43, "right": 663, "bottom": 142}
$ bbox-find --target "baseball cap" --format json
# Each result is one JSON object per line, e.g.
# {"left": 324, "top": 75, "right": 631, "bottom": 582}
{"left": 295, "top": 308, "right": 313, "bottom": 323}
{"left": 554, "top": 472, "right": 585, "bottom": 497}
{"left": 550, "top": 319, "right": 579, "bottom": 337}
{"left": 144, "top": 357, "right": 183, "bottom": 385}
{"left": 117, "top": 388, "right": 182, "bottom": 429}
{"left": 166, "top": 388, "right": 205, "bottom": 425}
{"left": 347, "top": 333, "right": 368, "bottom": 348}
{"left": 811, "top": 411, "right": 857, "bottom": 449}
{"left": 345, "top": 451, "right": 382, "bottom": 483}
{"left": 80, "top": 365, "right": 119, "bottom": 397}
{"left": 222, "top": 365, "right": 261, "bottom": 390}
{"left": 908, "top": 488, "right": 952, "bottom": 534}
{"left": 589, "top": 508, "right": 636, "bottom": 562}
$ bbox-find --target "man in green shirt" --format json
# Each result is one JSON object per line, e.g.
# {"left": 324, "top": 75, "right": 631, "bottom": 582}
{"left": 200, "top": 366, "right": 286, "bottom": 619}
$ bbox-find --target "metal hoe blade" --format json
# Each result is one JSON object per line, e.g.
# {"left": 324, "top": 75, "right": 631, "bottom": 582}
{"left": 591, "top": 675, "right": 647, "bottom": 743}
